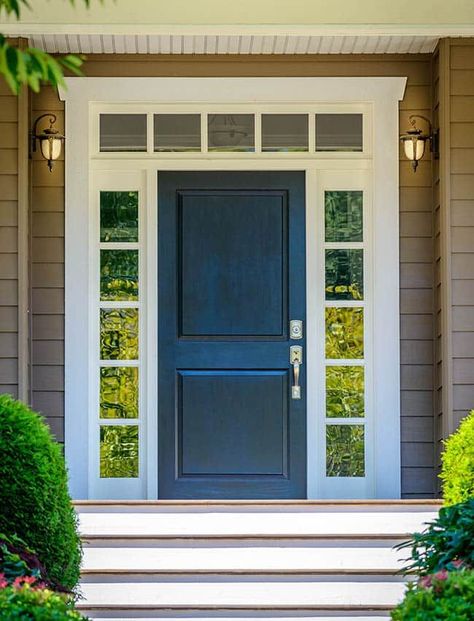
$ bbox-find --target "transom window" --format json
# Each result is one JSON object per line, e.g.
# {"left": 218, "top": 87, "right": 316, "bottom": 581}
{"left": 98, "top": 110, "right": 366, "bottom": 155}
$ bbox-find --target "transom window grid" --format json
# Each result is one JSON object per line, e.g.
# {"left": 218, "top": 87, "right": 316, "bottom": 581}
{"left": 95, "top": 106, "right": 370, "bottom": 158}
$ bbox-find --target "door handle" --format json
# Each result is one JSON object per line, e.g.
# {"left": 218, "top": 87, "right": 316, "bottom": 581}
{"left": 290, "top": 345, "right": 303, "bottom": 400}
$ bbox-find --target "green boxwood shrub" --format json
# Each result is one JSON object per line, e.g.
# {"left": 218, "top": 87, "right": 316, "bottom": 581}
{"left": 0, "top": 395, "right": 82, "bottom": 590}
{"left": 391, "top": 570, "right": 474, "bottom": 620}
{"left": 440, "top": 410, "right": 474, "bottom": 505}
{"left": 0, "top": 581, "right": 89, "bottom": 620}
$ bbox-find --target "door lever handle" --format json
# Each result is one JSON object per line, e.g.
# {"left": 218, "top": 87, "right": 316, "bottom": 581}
{"left": 290, "top": 345, "right": 303, "bottom": 400}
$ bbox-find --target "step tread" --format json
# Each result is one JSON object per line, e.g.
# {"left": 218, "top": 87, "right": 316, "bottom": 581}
{"left": 81, "top": 546, "right": 405, "bottom": 573}
{"left": 78, "top": 511, "right": 437, "bottom": 538}
{"left": 78, "top": 580, "right": 406, "bottom": 609}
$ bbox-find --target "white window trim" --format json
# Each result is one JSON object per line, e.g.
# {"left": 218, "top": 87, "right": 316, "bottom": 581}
{"left": 60, "top": 77, "right": 406, "bottom": 500}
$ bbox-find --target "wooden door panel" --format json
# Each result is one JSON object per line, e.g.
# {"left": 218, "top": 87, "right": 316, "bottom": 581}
{"left": 158, "top": 171, "right": 306, "bottom": 499}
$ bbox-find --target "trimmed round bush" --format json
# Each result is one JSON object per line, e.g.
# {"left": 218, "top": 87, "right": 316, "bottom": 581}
{"left": 0, "top": 581, "right": 88, "bottom": 620}
{"left": 391, "top": 570, "right": 474, "bottom": 620}
{"left": 0, "top": 395, "right": 81, "bottom": 590}
{"left": 440, "top": 410, "right": 474, "bottom": 505}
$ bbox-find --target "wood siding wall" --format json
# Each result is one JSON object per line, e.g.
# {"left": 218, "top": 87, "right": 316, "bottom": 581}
{"left": 30, "top": 87, "right": 65, "bottom": 440}
{"left": 443, "top": 40, "right": 474, "bottom": 431}
{"left": 0, "top": 38, "right": 29, "bottom": 404}
{"left": 0, "top": 80, "right": 19, "bottom": 398}
{"left": 28, "top": 54, "right": 436, "bottom": 497}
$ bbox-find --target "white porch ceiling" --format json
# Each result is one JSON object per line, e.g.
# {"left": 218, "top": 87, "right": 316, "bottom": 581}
{"left": 27, "top": 34, "right": 439, "bottom": 55}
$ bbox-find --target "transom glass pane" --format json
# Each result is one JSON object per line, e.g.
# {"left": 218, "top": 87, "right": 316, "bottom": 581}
{"left": 325, "top": 249, "right": 363, "bottom": 300}
{"left": 325, "top": 307, "right": 364, "bottom": 359}
{"left": 100, "top": 250, "right": 138, "bottom": 301}
{"left": 316, "top": 113, "right": 363, "bottom": 152}
{"left": 325, "top": 191, "right": 363, "bottom": 242}
{"left": 208, "top": 114, "right": 255, "bottom": 152}
{"left": 154, "top": 114, "right": 201, "bottom": 152}
{"left": 100, "top": 114, "right": 147, "bottom": 152}
{"left": 326, "top": 366, "right": 364, "bottom": 418}
{"left": 100, "top": 367, "right": 138, "bottom": 419}
{"left": 100, "top": 308, "right": 139, "bottom": 360}
{"left": 261, "top": 114, "right": 308, "bottom": 152}
{"left": 100, "top": 425, "right": 139, "bottom": 477}
{"left": 100, "top": 191, "right": 138, "bottom": 243}
{"left": 326, "top": 424, "right": 365, "bottom": 476}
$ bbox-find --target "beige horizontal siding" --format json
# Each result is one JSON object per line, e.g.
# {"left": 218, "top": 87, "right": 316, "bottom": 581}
{"left": 450, "top": 41, "right": 474, "bottom": 427}
{"left": 30, "top": 87, "right": 65, "bottom": 438}
{"left": 0, "top": 81, "right": 18, "bottom": 399}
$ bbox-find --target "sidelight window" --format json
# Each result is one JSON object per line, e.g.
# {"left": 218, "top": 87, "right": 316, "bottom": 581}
{"left": 323, "top": 189, "right": 366, "bottom": 479}
{"left": 98, "top": 190, "right": 141, "bottom": 479}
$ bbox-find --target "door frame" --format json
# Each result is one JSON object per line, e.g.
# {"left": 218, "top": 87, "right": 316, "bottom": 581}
{"left": 60, "top": 76, "right": 406, "bottom": 500}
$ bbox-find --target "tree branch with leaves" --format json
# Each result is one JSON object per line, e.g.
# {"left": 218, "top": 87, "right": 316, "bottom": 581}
{"left": 0, "top": 0, "right": 89, "bottom": 93}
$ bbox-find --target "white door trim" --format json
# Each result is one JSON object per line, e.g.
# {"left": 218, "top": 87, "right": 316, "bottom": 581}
{"left": 61, "top": 76, "right": 405, "bottom": 499}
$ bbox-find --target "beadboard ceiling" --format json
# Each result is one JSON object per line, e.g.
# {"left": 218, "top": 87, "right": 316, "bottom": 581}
{"left": 27, "top": 33, "right": 439, "bottom": 55}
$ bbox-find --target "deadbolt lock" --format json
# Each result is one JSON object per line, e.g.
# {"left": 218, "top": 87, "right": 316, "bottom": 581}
{"left": 290, "top": 320, "right": 303, "bottom": 340}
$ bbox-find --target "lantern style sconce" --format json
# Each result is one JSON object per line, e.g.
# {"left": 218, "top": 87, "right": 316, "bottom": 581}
{"left": 30, "top": 114, "right": 64, "bottom": 172}
{"left": 400, "top": 114, "right": 439, "bottom": 172}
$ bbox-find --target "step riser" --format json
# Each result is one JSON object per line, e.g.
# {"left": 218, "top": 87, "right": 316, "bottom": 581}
{"left": 81, "top": 544, "right": 406, "bottom": 573}
{"left": 78, "top": 580, "right": 408, "bottom": 607}
{"left": 78, "top": 511, "right": 438, "bottom": 538}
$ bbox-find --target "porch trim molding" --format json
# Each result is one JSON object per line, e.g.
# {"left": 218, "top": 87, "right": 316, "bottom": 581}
{"left": 60, "top": 76, "right": 406, "bottom": 500}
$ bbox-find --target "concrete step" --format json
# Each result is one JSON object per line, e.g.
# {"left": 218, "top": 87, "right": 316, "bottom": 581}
{"left": 77, "top": 501, "right": 440, "bottom": 540}
{"left": 81, "top": 540, "right": 406, "bottom": 573}
{"left": 75, "top": 501, "right": 436, "bottom": 621}
{"left": 77, "top": 574, "right": 409, "bottom": 609}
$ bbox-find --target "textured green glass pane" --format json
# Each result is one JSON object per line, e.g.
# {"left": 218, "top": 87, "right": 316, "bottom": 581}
{"left": 100, "top": 191, "right": 138, "bottom": 242}
{"left": 326, "top": 424, "right": 365, "bottom": 477}
{"left": 100, "top": 309, "right": 138, "bottom": 360}
{"left": 325, "top": 249, "right": 363, "bottom": 300}
{"left": 100, "top": 367, "right": 138, "bottom": 419}
{"left": 100, "top": 250, "right": 138, "bottom": 301}
{"left": 100, "top": 425, "right": 139, "bottom": 478}
{"left": 326, "top": 366, "right": 364, "bottom": 418}
{"left": 325, "top": 307, "right": 363, "bottom": 359}
{"left": 325, "top": 191, "right": 363, "bottom": 242}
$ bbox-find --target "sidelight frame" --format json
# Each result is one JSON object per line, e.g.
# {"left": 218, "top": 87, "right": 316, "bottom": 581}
{"left": 61, "top": 77, "right": 405, "bottom": 499}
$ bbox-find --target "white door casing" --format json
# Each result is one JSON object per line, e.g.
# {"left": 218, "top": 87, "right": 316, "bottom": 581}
{"left": 60, "top": 77, "right": 406, "bottom": 499}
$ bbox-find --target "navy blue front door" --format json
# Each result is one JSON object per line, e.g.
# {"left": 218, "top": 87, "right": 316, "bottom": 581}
{"left": 158, "top": 171, "right": 306, "bottom": 499}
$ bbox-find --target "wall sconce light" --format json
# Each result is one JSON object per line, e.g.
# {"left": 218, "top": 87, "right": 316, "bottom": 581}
{"left": 400, "top": 114, "right": 439, "bottom": 172}
{"left": 31, "top": 114, "right": 64, "bottom": 172}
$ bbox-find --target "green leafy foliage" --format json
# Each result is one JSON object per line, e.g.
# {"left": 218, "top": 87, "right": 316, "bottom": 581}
{"left": 0, "top": 0, "right": 91, "bottom": 94}
{"left": 100, "top": 425, "right": 139, "bottom": 478}
{"left": 0, "top": 533, "right": 56, "bottom": 590}
{"left": 326, "top": 366, "right": 364, "bottom": 418}
{"left": 0, "top": 580, "right": 89, "bottom": 620}
{"left": 440, "top": 410, "right": 474, "bottom": 505}
{"left": 325, "top": 249, "right": 363, "bottom": 301}
{"left": 0, "top": 395, "right": 82, "bottom": 590}
{"left": 100, "top": 308, "right": 139, "bottom": 360}
{"left": 391, "top": 569, "right": 474, "bottom": 621}
{"left": 325, "top": 190, "right": 363, "bottom": 242}
{"left": 326, "top": 424, "right": 365, "bottom": 477}
{"left": 100, "top": 249, "right": 139, "bottom": 301}
{"left": 100, "top": 367, "right": 138, "bottom": 419}
{"left": 396, "top": 500, "right": 474, "bottom": 576}
{"left": 100, "top": 191, "right": 139, "bottom": 243}
{"left": 325, "top": 307, "right": 364, "bottom": 359}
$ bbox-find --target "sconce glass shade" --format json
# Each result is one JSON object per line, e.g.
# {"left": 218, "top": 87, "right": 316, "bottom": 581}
{"left": 39, "top": 134, "right": 63, "bottom": 163}
{"left": 400, "top": 129, "right": 429, "bottom": 171}
{"left": 402, "top": 135, "right": 426, "bottom": 162}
